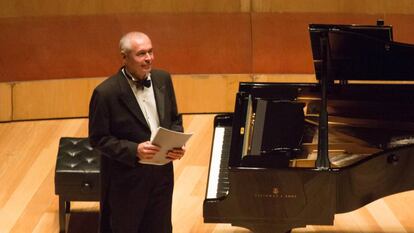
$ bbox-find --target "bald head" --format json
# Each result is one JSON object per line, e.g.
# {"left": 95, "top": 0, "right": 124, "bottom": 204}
{"left": 119, "top": 31, "right": 154, "bottom": 80}
{"left": 119, "top": 32, "right": 151, "bottom": 55}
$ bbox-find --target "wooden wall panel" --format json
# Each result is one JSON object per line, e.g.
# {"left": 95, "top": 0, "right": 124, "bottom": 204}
{"left": 253, "top": 74, "right": 316, "bottom": 83}
{"left": 3, "top": 12, "right": 412, "bottom": 82}
{"left": 12, "top": 78, "right": 104, "bottom": 120}
{"left": 2, "top": 1, "right": 414, "bottom": 121}
{"left": 172, "top": 74, "right": 252, "bottom": 113}
{"left": 10, "top": 75, "right": 253, "bottom": 120}
{"left": 0, "top": 0, "right": 248, "bottom": 17}
{"left": 0, "top": 83, "right": 12, "bottom": 122}
{"left": 251, "top": 13, "right": 385, "bottom": 74}
{"left": 385, "top": 14, "right": 414, "bottom": 44}
{"left": 252, "top": 0, "right": 414, "bottom": 14}
{"left": 2, "top": 0, "right": 413, "bottom": 17}
{"left": 7, "top": 74, "right": 414, "bottom": 121}
{"left": 147, "top": 14, "right": 252, "bottom": 75}
{"left": 0, "top": 13, "right": 252, "bottom": 82}
{"left": 0, "top": 16, "right": 121, "bottom": 82}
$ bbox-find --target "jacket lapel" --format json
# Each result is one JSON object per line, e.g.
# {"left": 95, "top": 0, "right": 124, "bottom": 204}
{"left": 151, "top": 73, "right": 166, "bottom": 126}
{"left": 116, "top": 70, "right": 150, "bottom": 130}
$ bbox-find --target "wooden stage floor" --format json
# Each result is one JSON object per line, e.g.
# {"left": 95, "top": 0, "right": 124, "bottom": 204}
{"left": 1, "top": 115, "right": 413, "bottom": 233}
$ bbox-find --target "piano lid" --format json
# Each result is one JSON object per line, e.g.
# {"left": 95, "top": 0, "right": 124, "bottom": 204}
{"left": 309, "top": 23, "right": 414, "bottom": 81}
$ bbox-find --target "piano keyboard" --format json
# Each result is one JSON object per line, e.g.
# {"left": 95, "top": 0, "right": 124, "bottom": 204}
{"left": 206, "top": 126, "right": 232, "bottom": 199}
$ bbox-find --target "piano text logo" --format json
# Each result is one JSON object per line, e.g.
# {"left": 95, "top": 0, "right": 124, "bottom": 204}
{"left": 253, "top": 187, "right": 297, "bottom": 199}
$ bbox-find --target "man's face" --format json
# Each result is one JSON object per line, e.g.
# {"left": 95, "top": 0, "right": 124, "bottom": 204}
{"left": 123, "top": 36, "right": 154, "bottom": 80}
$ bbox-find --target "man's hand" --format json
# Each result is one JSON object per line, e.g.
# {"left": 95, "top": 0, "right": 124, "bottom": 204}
{"left": 137, "top": 141, "right": 160, "bottom": 160}
{"left": 166, "top": 146, "right": 186, "bottom": 161}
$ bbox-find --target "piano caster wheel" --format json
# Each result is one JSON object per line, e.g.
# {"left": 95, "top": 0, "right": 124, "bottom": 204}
{"left": 387, "top": 154, "right": 399, "bottom": 165}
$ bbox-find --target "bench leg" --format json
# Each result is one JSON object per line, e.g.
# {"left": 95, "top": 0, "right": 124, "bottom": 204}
{"left": 65, "top": 200, "right": 71, "bottom": 213}
{"left": 59, "top": 196, "right": 69, "bottom": 233}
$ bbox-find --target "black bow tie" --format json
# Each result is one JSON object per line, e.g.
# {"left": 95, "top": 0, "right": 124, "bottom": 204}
{"left": 124, "top": 70, "right": 151, "bottom": 89}
{"left": 140, "top": 78, "right": 151, "bottom": 88}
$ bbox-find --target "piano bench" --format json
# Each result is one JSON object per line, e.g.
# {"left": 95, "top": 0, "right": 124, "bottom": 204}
{"left": 54, "top": 137, "right": 100, "bottom": 233}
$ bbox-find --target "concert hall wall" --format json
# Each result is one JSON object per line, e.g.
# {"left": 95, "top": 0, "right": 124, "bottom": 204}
{"left": 0, "top": 0, "right": 413, "bottom": 121}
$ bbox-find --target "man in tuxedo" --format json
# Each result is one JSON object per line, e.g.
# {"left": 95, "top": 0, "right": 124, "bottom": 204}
{"left": 88, "top": 32, "right": 185, "bottom": 233}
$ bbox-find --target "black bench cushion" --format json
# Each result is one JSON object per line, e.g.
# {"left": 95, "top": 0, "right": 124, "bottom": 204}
{"left": 55, "top": 137, "right": 100, "bottom": 200}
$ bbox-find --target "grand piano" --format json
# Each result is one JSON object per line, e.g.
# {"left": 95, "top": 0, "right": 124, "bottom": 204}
{"left": 203, "top": 21, "right": 414, "bottom": 233}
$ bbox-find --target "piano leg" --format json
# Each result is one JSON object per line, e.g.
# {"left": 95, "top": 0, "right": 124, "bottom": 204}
{"left": 234, "top": 223, "right": 293, "bottom": 233}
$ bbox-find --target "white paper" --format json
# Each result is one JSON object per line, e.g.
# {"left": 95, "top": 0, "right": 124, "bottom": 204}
{"left": 138, "top": 127, "right": 193, "bottom": 165}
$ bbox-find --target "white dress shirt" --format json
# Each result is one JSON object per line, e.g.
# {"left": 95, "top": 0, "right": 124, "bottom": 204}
{"left": 122, "top": 69, "right": 160, "bottom": 139}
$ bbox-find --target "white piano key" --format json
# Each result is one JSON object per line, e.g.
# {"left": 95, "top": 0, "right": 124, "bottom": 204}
{"left": 206, "top": 127, "right": 225, "bottom": 199}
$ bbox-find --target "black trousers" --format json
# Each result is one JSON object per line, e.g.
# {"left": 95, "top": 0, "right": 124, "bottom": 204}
{"left": 101, "top": 163, "right": 174, "bottom": 233}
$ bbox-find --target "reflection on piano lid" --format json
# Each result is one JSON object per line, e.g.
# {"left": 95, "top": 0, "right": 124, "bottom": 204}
{"left": 250, "top": 100, "right": 305, "bottom": 155}
{"left": 309, "top": 23, "right": 414, "bottom": 81}
{"left": 203, "top": 21, "right": 414, "bottom": 233}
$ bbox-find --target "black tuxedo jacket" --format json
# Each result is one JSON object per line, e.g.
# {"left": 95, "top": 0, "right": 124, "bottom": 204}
{"left": 88, "top": 68, "right": 183, "bottom": 232}
{"left": 89, "top": 68, "right": 183, "bottom": 167}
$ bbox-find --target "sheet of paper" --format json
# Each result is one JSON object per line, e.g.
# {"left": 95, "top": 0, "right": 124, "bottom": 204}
{"left": 138, "top": 127, "right": 193, "bottom": 165}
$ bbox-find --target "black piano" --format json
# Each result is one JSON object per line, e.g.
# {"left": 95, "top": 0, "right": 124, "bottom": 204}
{"left": 203, "top": 22, "right": 414, "bottom": 233}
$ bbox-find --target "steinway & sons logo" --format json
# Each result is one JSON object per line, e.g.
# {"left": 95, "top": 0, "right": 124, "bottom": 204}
{"left": 254, "top": 187, "right": 297, "bottom": 199}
